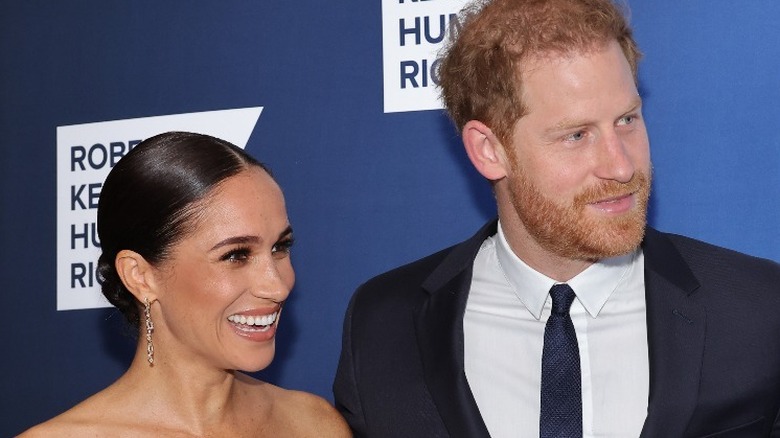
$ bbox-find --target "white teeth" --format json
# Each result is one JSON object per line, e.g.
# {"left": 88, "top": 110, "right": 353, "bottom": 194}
{"left": 228, "top": 312, "right": 278, "bottom": 327}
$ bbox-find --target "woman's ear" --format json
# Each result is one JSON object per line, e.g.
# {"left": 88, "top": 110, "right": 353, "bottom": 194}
{"left": 462, "top": 120, "right": 510, "bottom": 181}
{"left": 115, "top": 250, "right": 158, "bottom": 303}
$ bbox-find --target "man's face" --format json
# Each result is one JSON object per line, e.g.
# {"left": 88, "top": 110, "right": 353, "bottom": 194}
{"left": 504, "top": 40, "right": 651, "bottom": 261}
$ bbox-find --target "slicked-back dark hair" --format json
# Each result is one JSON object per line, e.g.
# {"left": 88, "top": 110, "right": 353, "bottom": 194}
{"left": 96, "top": 131, "right": 271, "bottom": 328}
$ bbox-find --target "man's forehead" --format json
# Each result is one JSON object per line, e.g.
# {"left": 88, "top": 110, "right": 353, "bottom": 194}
{"left": 517, "top": 41, "right": 621, "bottom": 78}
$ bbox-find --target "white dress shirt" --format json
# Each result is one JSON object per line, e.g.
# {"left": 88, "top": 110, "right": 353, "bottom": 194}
{"left": 464, "top": 221, "right": 649, "bottom": 438}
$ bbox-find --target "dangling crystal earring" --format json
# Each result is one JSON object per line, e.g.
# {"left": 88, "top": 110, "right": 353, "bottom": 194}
{"left": 144, "top": 297, "right": 155, "bottom": 366}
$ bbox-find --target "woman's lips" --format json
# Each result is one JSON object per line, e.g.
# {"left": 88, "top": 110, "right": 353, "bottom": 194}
{"left": 227, "top": 308, "right": 281, "bottom": 341}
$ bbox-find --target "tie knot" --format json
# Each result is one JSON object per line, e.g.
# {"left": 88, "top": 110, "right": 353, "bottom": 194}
{"left": 549, "top": 283, "right": 576, "bottom": 315}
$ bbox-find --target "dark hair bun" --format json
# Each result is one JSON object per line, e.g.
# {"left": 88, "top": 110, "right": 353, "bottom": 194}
{"left": 96, "top": 131, "right": 268, "bottom": 329}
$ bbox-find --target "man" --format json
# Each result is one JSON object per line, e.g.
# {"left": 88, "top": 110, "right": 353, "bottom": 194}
{"left": 334, "top": 0, "right": 780, "bottom": 436}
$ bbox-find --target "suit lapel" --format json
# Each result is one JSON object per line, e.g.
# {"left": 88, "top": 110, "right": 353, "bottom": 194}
{"left": 412, "top": 224, "right": 707, "bottom": 436}
{"left": 414, "top": 221, "right": 496, "bottom": 438}
{"left": 640, "top": 228, "right": 706, "bottom": 437}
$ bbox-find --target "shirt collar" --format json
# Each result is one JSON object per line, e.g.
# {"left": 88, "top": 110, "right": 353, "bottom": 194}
{"left": 494, "top": 220, "right": 638, "bottom": 320}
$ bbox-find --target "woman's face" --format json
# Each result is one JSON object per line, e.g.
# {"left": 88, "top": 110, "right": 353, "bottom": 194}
{"left": 151, "top": 167, "right": 294, "bottom": 372}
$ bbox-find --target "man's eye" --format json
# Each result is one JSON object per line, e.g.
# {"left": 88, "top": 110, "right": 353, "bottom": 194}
{"left": 618, "top": 115, "right": 635, "bottom": 126}
{"left": 564, "top": 131, "right": 585, "bottom": 142}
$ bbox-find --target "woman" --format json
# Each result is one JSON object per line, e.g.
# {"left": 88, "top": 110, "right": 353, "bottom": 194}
{"left": 22, "top": 132, "right": 350, "bottom": 437}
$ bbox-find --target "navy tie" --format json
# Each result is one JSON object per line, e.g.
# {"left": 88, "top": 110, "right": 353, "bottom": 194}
{"left": 540, "top": 283, "right": 582, "bottom": 438}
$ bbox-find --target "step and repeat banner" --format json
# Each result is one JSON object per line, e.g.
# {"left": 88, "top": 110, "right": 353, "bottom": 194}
{"left": 382, "top": 0, "right": 463, "bottom": 112}
{"left": 2, "top": 0, "right": 778, "bottom": 435}
{"left": 57, "top": 108, "right": 263, "bottom": 311}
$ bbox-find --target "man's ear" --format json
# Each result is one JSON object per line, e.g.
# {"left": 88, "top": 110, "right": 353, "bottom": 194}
{"left": 115, "top": 250, "right": 158, "bottom": 303}
{"left": 462, "top": 120, "right": 509, "bottom": 181}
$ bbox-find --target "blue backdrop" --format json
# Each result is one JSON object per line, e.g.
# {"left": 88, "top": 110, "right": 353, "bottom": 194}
{"left": 1, "top": 1, "right": 778, "bottom": 435}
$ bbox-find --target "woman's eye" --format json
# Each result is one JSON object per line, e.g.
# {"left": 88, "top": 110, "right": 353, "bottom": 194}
{"left": 221, "top": 248, "right": 251, "bottom": 263}
{"left": 272, "top": 238, "right": 294, "bottom": 258}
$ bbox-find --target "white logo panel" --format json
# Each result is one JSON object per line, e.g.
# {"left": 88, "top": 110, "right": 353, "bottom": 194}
{"left": 56, "top": 107, "right": 263, "bottom": 311}
{"left": 382, "top": 0, "right": 470, "bottom": 113}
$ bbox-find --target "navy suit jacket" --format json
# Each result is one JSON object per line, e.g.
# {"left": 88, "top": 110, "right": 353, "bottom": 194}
{"left": 334, "top": 220, "right": 780, "bottom": 437}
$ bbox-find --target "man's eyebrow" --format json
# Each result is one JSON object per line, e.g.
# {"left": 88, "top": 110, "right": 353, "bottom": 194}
{"left": 545, "top": 95, "right": 644, "bottom": 135}
{"left": 624, "top": 95, "right": 643, "bottom": 113}
{"left": 547, "top": 117, "right": 590, "bottom": 134}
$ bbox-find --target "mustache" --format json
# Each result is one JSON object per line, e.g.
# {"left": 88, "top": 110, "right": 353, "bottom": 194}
{"left": 573, "top": 170, "right": 651, "bottom": 206}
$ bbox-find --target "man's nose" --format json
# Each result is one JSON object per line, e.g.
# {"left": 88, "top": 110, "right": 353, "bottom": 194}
{"left": 594, "top": 129, "right": 635, "bottom": 183}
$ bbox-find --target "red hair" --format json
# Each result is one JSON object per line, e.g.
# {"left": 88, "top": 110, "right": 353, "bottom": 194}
{"left": 439, "top": 0, "right": 640, "bottom": 144}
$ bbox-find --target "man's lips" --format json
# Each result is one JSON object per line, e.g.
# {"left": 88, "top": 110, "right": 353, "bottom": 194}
{"left": 587, "top": 192, "right": 636, "bottom": 213}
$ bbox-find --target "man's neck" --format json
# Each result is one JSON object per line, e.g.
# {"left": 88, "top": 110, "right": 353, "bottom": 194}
{"left": 497, "top": 210, "right": 594, "bottom": 282}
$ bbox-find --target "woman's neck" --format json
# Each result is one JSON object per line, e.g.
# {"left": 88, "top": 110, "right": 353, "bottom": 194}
{"left": 116, "top": 338, "right": 252, "bottom": 435}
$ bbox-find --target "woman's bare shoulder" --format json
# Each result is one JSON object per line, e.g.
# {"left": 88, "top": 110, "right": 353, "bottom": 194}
{"left": 277, "top": 389, "right": 352, "bottom": 437}
{"left": 18, "top": 420, "right": 98, "bottom": 438}
{"left": 17, "top": 401, "right": 106, "bottom": 438}
{"left": 237, "top": 374, "right": 351, "bottom": 437}
{"left": 17, "top": 385, "right": 146, "bottom": 437}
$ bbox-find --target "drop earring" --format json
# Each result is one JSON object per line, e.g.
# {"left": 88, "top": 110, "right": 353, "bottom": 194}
{"left": 144, "top": 297, "right": 155, "bottom": 365}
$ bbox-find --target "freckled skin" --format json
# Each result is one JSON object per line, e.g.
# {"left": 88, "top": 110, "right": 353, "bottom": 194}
{"left": 496, "top": 41, "right": 652, "bottom": 280}
{"left": 151, "top": 168, "right": 294, "bottom": 374}
{"left": 20, "top": 168, "right": 351, "bottom": 437}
